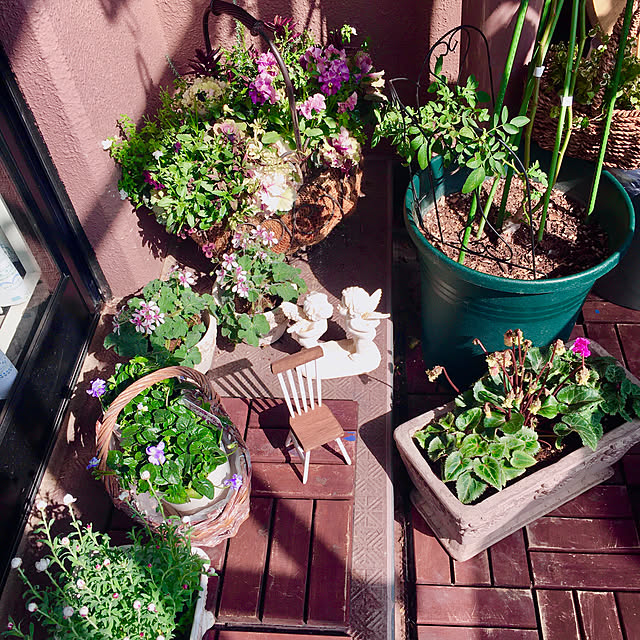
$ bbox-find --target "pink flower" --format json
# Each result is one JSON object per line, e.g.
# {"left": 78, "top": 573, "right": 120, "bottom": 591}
{"left": 147, "top": 603, "right": 157, "bottom": 613}
{"left": 249, "top": 73, "right": 277, "bottom": 105}
{"left": 571, "top": 337, "right": 591, "bottom": 358}
{"left": 232, "top": 281, "right": 249, "bottom": 298}
{"left": 297, "top": 92, "right": 326, "bottom": 118}
{"left": 112, "top": 593, "right": 119, "bottom": 599}
{"left": 257, "top": 52, "right": 278, "bottom": 76}
{"left": 300, "top": 46, "right": 323, "bottom": 69}
{"left": 221, "top": 253, "right": 238, "bottom": 270}
{"left": 338, "top": 91, "right": 358, "bottom": 113}
{"left": 202, "top": 243, "right": 216, "bottom": 259}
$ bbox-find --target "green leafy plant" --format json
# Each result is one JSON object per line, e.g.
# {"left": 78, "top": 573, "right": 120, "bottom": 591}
{"left": 212, "top": 227, "right": 307, "bottom": 346}
{"left": 104, "top": 266, "right": 215, "bottom": 367}
{"left": 3, "top": 495, "right": 210, "bottom": 639}
{"left": 105, "top": 18, "right": 384, "bottom": 238}
{"left": 90, "top": 357, "right": 237, "bottom": 505}
{"left": 416, "top": 331, "right": 640, "bottom": 504}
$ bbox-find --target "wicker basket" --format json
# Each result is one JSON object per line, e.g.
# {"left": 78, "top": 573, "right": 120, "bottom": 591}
{"left": 532, "top": 2, "right": 640, "bottom": 169}
{"left": 188, "top": 0, "right": 364, "bottom": 259}
{"left": 95, "top": 366, "right": 251, "bottom": 548}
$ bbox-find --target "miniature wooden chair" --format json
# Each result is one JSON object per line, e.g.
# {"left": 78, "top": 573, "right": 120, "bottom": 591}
{"left": 270, "top": 346, "right": 352, "bottom": 484}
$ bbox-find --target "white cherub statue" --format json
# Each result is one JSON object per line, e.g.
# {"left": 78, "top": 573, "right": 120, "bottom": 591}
{"left": 338, "top": 287, "right": 390, "bottom": 356}
{"left": 281, "top": 292, "right": 334, "bottom": 348}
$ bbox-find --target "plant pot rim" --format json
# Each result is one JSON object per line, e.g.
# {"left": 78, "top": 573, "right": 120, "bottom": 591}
{"left": 394, "top": 339, "right": 640, "bottom": 514}
{"left": 404, "top": 165, "right": 635, "bottom": 292}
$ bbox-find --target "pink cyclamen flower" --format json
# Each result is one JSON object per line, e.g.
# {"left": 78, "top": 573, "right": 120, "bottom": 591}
{"left": 338, "top": 91, "right": 358, "bottom": 113}
{"left": 79, "top": 606, "right": 88, "bottom": 617}
{"left": 7, "top": 622, "right": 13, "bottom": 630}
{"left": 571, "top": 337, "right": 591, "bottom": 358}
{"left": 87, "top": 378, "right": 106, "bottom": 398}
{"left": 146, "top": 441, "right": 166, "bottom": 465}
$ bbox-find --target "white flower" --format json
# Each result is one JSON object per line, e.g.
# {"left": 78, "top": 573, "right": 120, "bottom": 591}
{"left": 35, "top": 558, "right": 50, "bottom": 572}
{"left": 60, "top": 537, "right": 70, "bottom": 547}
{"left": 76, "top": 578, "right": 85, "bottom": 589}
{"left": 152, "top": 150, "right": 163, "bottom": 160}
{"left": 79, "top": 606, "right": 88, "bottom": 617}
{"left": 36, "top": 499, "right": 47, "bottom": 511}
{"left": 62, "top": 606, "right": 74, "bottom": 619}
{"left": 103, "top": 559, "right": 111, "bottom": 567}
{"left": 118, "top": 491, "right": 129, "bottom": 501}
{"left": 137, "top": 403, "right": 148, "bottom": 412}
{"left": 119, "top": 189, "right": 128, "bottom": 200}
{"left": 26, "top": 603, "right": 37, "bottom": 613}
{"left": 182, "top": 516, "right": 191, "bottom": 524}
{"left": 10, "top": 557, "right": 22, "bottom": 569}
{"left": 140, "top": 470, "right": 151, "bottom": 481}
{"left": 147, "top": 603, "right": 157, "bottom": 612}
{"left": 101, "top": 139, "right": 112, "bottom": 150}
{"left": 157, "top": 636, "right": 165, "bottom": 640}
{"left": 133, "top": 600, "right": 142, "bottom": 610}
{"left": 63, "top": 494, "right": 76, "bottom": 506}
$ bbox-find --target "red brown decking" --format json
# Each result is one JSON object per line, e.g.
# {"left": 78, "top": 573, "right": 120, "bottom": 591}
{"left": 202, "top": 397, "right": 357, "bottom": 638}
{"left": 400, "top": 294, "right": 640, "bottom": 639}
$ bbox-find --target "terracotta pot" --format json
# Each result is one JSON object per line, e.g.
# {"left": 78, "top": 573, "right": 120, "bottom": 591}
{"left": 394, "top": 340, "right": 640, "bottom": 561}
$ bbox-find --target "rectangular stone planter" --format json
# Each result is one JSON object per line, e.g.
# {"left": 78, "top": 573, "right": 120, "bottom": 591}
{"left": 394, "top": 340, "right": 640, "bottom": 561}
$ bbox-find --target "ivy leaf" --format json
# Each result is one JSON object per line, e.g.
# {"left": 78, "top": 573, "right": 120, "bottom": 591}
{"left": 162, "top": 460, "right": 181, "bottom": 485}
{"left": 605, "top": 364, "right": 626, "bottom": 383}
{"left": 462, "top": 166, "right": 485, "bottom": 193}
{"left": 472, "top": 456, "right": 503, "bottom": 489}
{"left": 456, "top": 471, "right": 488, "bottom": 504}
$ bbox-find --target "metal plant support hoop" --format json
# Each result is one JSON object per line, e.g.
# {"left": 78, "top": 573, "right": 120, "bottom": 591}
{"left": 392, "top": 25, "right": 539, "bottom": 278}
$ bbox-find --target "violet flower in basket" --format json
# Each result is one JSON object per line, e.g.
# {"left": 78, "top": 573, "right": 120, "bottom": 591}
{"left": 416, "top": 330, "right": 640, "bottom": 504}
{"left": 2, "top": 495, "right": 212, "bottom": 639}
{"left": 104, "top": 11, "right": 385, "bottom": 255}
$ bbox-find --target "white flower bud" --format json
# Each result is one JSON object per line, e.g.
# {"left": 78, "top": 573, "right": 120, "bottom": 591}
{"left": 35, "top": 558, "right": 50, "bottom": 572}
{"left": 10, "top": 557, "right": 22, "bottom": 569}
{"left": 62, "top": 606, "right": 74, "bottom": 619}
{"left": 140, "top": 470, "right": 151, "bottom": 481}
{"left": 36, "top": 500, "right": 47, "bottom": 511}
{"left": 26, "top": 603, "right": 37, "bottom": 613}
{"left": 63, "top": 494, "right": 76, "bottom": 506}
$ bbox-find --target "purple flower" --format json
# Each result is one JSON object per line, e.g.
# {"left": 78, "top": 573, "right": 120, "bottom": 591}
{"left": 571, "top": 337, "right": 591, "bottom": 358}
{"left": 223, "top": 474, "right": 243, "bottom": 490}
{"left": 338, "top": 91, "right": 358, "bottom": 113}
{"left": 300, "top": 46, "right": 323, "bottom": 70}
{"left": 146, "top": 441, "right": 166, "bottom": 465}
{"left": 87, "top": 378, "right": 106, "bottom": 398}
{"left": 249, "top": 73, "right": 277, "bottom": 105}
{"left": 142, "top": 171, "right": 166, "bottom": 191}
{"left": 174, "top": 142, "right": 182, "bottom": 152}
{"left": 257, "top": 52, "right": 278, "bottom": 76}
{"left": 298, "top": 92, "right": 326, "bottom": 118}
{"left": 202, "top": 242, "right": 216, "bottom": 259}
{"left": 318, "top": 58, "right": 350, "bottom": 95}
{"left": 86, "top": 456, "right": 100, "bottom": 470}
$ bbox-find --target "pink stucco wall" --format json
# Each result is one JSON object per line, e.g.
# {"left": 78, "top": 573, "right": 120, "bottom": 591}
{"left": 0, "top": 0, "right": 540, "bottom": 298}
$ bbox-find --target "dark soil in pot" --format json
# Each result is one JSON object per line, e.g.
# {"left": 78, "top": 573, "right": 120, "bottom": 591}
{"left": 424, "top": 179, "right": 610, "bottom": 280}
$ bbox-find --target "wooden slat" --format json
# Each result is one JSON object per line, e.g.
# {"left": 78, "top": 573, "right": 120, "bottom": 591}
{"left": 569, "top": 324, "right": 585, "bottom": 339}
{"left": 453, "top": 551, "right": 491, "bottom": 586}
{"left": 220, "top": 397, "right": 250, "bottom": 432}
{"left": 270, "top": 346, "right": 324, "bottom": 374}
{"left": 536, "top": 589, "right": 580, "bottom": 640}
{"left": 577, "top": 591, "right": 624, "bottom": 640}
{"left": 251, "top": 462, "right": 355, "bottom": 499}
{"left": 245, "top": 427, "right": 356, "bottom": 464}
{"left": 262, "top": 499, "right": 313, "bottom": 625}
{"left": 489, "top": 530, "right": 530, "bottom": 588}
{"left": 248, "top": 398, "right": 358, "bottom": 431}
{"left": 199, "top": 542, "right": 228, "bottom": 612}
{"left": 531, "top": 552, "right": 640, "bottom": 590}
{"left": 307, "top": 500, "right": 352, "bottom": 628}
{"left": 581, "top": 299, "right": 640, "bottom": 323}
{"left": 584, "top": 323, "right": 624, "bottom": 361}
{"left": 617, "top": 324, "right": 640, "bottom": 377}
{"left": 616, "top": 592, "right": 640, "bottom": 640}
{"left": 411, "top": 506, "right": 451, "bottom": 585}
{"left": 418, "top": 627, "right": 539, "bottom": 639}
{"left": 416, "top": 586, "right": 536, "bottom": 628}
{"left": 548, "top": 485, "right": 633, "bottom": 518}
{"left": 217, "top": 497, "right": 273, "bottom": 622}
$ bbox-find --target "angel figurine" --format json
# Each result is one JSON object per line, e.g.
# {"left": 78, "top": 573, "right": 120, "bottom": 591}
{"left": 338, "top": 287, "right": 390, "bottom": 357}
{"left": 281, "top": 292, "right": 334, "bottom": 348}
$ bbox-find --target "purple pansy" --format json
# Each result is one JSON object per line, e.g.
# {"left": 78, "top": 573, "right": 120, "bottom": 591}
{"left": 223, "top": 474, "right": 243, "bottom": 490}
{"left": 571, "top": 337, "right": 591, "bottom": 358}
{"left": 146, "top": 441, "right": 166, "bottom": 465}
{"left": 298, "top": 92, "right": 326, "bottom": 118}
{"left": 86, "top": 456, "right": 100, "bottom": 470}
{"left": 142, "top": 171, "right": 166, "bottom": 191}
{"left": 87, "top": 378, "right": 106, "bottom": 398}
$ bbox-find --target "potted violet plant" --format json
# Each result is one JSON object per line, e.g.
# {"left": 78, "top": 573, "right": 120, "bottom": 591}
{"left": 394, "top": 330, "right": 640, "bottom": 561}
{"left": 2, "top": 494, "right": 215, "bottom": 639}
{"left": 373, "top": 0, "right": 635, "bottom": 384}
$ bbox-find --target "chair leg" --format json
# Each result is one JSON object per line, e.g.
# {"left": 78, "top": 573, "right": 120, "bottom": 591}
{"left": 303, "top": 451, "right": 310, "bottom": 484}
{"left": 335, "top": 438, "right": 352, "bottom": 465}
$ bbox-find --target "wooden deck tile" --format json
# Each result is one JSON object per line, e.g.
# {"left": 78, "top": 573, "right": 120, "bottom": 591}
{"left": 527, "top": 517, "right": 639, "bottom": 551}
{"left": 530, "top": 552, "right": 640, "bottom": 590}
{"left": 221, "top": 397, "right": 250, "bottom": 434}
{"left": 581, "top": 300, "right": 640, "bottom": 323}
{"left": 211, "top": 632, "right": 350, "bottom": 639}
{"left": 584, "top": 323, "right": 624, "bottom": 361}
{"left": 200, "top": 542, "right": 228, "bottom": 611}
{"left": 569, "top": 324, "right": 585, "bottom": 339}
{"left": 623, "top": 454, "right": 640, "bottom": 485}
{"left": 307, "top": 500, "right": 352, "bottom": 628}
{"left": 217, "top": 497, "right": 273, "bottom": 622}
{"left": 417, "top": 627, "right": 539, "bottom": 639}
{"left": 248, "top": 398, "right": 358, "bottom": 431}
{"left": 536, "top": 589, "right": 580, "bottom": 640}
{"left": 453, "top": 551, "right": 491, "bottom": 586}
{"left": 489, "top": 530, "right": 530, "bottom": 588}
{"left": 262, "top": 499, "right": 313, "bottom": 625}
{"left": 577, "top": 591, "right": 624, "bottom": 640}
{"left": 548, "top": 485, "right": 633, "bottom": 518}
{"left": 245, "top": 427, "right": 356, "bottom": 464}
{"left": 411, "top": 506, "right": 451, "bottom": 585}
{"left": 251, "top": 462, "right": 355, "bottom": 499}
{"left": 616, "top": 592, "right": 640, "bottom": 640}
{"left": 415, "top": 585, "right": 537, "bottom": 628}
{"left": 618, "top": 324, "right": 640, "bottom": 376}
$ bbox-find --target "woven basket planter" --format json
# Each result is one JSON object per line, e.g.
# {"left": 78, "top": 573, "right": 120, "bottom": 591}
{"left": 96, "top": 366, "right": 251, "bottom": 548}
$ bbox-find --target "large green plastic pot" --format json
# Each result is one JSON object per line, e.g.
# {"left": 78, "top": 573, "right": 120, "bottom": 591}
{"left": 405, "top": 155, "right": 635, "bottom": 386}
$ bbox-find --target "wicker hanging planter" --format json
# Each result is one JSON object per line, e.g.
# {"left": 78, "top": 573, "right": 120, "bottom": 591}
{"left": 532, "top": 1, "right": 640, "bottom": 169}
{"left": 95, "top": 366, "right": 251, "bottom": 548}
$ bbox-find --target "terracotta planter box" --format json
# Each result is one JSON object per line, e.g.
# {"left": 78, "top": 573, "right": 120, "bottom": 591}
{"left": 394, "top": 341, "right": 640, "bottom": 561}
